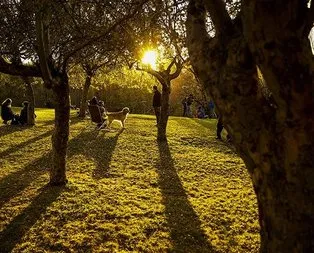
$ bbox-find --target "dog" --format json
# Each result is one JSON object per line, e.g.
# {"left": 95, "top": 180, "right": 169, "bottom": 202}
{"left": 104, "top": 107, "right": 130, "bottom": 129}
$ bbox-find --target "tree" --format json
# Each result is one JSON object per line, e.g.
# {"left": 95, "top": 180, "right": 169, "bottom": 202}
{"left": 0, "top": 0, "right": 149, "bottom": 185}
{"left": 129, "top": 0, "right": 187, "bottom": 141}
{"left": 186, "top": 0, "right": 314, "bottom": 251}
{"left": 22, "top": 77, "right": 36, "bottom": 125}
{"left": 137, "top": 58, "right": 183, "bottom": 141}
{"left": 74, "top": 48, "right": 118, "bottom": 118}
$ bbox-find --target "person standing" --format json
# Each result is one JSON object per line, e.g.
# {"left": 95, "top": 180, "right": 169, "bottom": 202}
{"left": 186, "top": 94, "right": 194, "bottom": 117}
{"left": 152, "top": 85, "right": 161, "bottom": 125}
{"left": 182, "top": 97, "right": 188, "bottom": 117}
{"left": 208, "top": 99, "right": 216, "bottom": 118}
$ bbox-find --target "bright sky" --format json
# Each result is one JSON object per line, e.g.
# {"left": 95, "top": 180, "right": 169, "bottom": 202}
{"left": 142, "top": 50, "right": 157, "bottom": 70}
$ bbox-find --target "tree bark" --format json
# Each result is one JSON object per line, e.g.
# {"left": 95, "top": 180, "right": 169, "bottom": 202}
{"left": 186, "top": 0, "right": 314, "bottom": 251}
{"left": 242, "top": 1, "right": 314, "bottom": 251}
{"left": 253, "top": 149, "right": 314, "bottom": 252}
{"left": 50, "top": 75, "right": 70, "bottom": 186}
{"left": 157, "top": 82, "right": 170, "bottom": 142}
{"left": 78, "top": 74, "right": 92, "bottom": 118}
{"left": 24, "top": 78, "right": 36, "bottom": 125}
{"left": 138, "top": 58, "right": 182, "bottom": 142}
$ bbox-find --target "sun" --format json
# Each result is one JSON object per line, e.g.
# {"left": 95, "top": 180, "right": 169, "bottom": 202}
{"left": 142, "top": 50, "right": 157, "bottom": 69}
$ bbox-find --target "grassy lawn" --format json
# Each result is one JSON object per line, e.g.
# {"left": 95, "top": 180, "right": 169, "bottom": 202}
{"left": 0, "top": 109, "right": 259, "bottom": 253}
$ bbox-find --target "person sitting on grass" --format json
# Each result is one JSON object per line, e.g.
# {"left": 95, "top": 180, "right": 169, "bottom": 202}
{"left": 19, "top": 101, "right": 36, "bottom": 125}
{"left": 196, "top": 105, "right": 207, "bottom": 119}
{"left": 1, "top": 98, "right": 20, "bottom": 125}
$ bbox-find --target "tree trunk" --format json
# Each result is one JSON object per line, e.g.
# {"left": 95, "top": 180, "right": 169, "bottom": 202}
{"left": 50, "top": 75, "right": 70, "bottom": 185}
{"left": 242, "top": 2, "right": 314, "bottom": 251}
{"left": 186, "top": 1, "right": 314, "bottom": 252}
{"left": 157, "top": 83, "right": 170, "bottom": 142}
{"left": 25, "top": 80, "right": 36, "bottom": 125}
{"left": 78, "top": 74, "right": 92, "bottom": 118}
{"left": 250, "top": 140, "right": 314, "bottom": 252}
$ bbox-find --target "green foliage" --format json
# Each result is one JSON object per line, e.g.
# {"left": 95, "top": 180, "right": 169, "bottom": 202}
{"left": 0, "top": 110, "right": 259, "bottom": 252}
{"left": 0, "top": 73, "right": 54, "bottom": 108}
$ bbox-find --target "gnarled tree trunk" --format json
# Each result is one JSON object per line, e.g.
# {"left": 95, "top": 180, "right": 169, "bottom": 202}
{"left": 24, "top": 77, "right": 36, "bottom": 125}
{"left": 186, "top": 0, "right": 314, "bottom": 251}
{"left": 158, "top": 82, "right": 170, "bottom": 141}
{"left": 50, "top": 75, "right": 70, "bottom": 185}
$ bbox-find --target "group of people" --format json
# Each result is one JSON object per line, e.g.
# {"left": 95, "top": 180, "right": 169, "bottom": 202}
{"left": 152, "top": 86, "right": 231, "bottom": 141}
{"left": 1, "top": 88, "right": 230, "bottom": 142}
{"left": 1, "top": 98, "right": 30, "bottom": 125}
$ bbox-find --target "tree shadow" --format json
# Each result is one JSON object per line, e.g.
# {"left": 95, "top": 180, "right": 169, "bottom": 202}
{"left": 157, "top": 141, "right": 216, "bottom": 252}
{"left": 0, "top": 120, "right": 84, "bottom": 208}
{"left": 67, "top": 128, "right": 124, "bottom": 179}
{"left": 0, "top": 184, "right": 64, "bottom": 252}
{"left": 0, "top": 130, "right": 53, "bottom": 157}
{"left": 0, "top": 124, "right": 32, "bottom": 138}
{"left": 38, "top": 115, "right": 83, "bottom": 126}
{"left": 0, "top": 152, "right": 52, "bottom": 208}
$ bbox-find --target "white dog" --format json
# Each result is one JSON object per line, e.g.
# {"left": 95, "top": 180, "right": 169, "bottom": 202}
{"left": 104, "top": 107, "right": 130, "bottom": 129}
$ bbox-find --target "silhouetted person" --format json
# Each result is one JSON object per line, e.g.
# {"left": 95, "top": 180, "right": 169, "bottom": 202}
{"left": 1, "top": 98, "right": 19, "bottom": 125}
{"left": 186, "top": 94, "right": 194, "bottom": 117}
{"left": 208, "top": 100, "right": 216, "bottom": 118}
{"left": 196, "top": 105, "right": 206, "bottom": 119}
{"left": 19, "top": 101, "right": 29, "bottom": 125}
{"left": 152, "top": 85, "right": 161, "bottom": 125}
{"left": 88, "top": 96, "right": 107, "bottom": 128}
{"left": 89, "top": 96, "right": 99, "bottom": 106}
{"left": 182, "top": 97, "right": 188, "bottom": 117}
{"left": 19, "top": 101, "right": 36, "bottom": 125}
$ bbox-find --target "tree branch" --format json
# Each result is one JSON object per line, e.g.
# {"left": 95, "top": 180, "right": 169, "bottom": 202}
{"left": 63, "top": 0, "right": 149, "bottom": 64}
{"left": 136, "top": 64, "right": 165, "bottom": 84}
{"left": 169, "top": 59, "right": 183, "bottom": 80}
{"left": 203, "top": 0, "right": 233, "bottom": 36}
{"left": 187, "top": 0, "right": 273, "bottom": 149}
{"left": 0, "top": 56, "right": 41, "bottom": 77}
{"left": 35, "top": 6, "right": 53, "bottom": 87}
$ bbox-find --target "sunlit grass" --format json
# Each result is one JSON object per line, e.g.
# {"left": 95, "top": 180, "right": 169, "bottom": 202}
{"left": 0, "top": 110, "right": 259, "bottom": 252}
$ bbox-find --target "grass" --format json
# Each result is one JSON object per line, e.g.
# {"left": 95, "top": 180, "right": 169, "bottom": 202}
{"left": 0, "top": 109, "right": 260, "bottom": 252}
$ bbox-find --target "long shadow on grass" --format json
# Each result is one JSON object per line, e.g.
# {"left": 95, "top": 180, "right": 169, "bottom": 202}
{"left": 0, "top": 120, "right": 82, "bottom": 208}
{"left": 0, "top": 152, "right": 52, "bottom": 208}
{"left": 0, "top": 130, "right": 53, "bottom": 158}
{"left": 67, "top": 128, "right": 124, "bottom": 179}
{"left": 157, "top": 141, "right": 216, "bottom": 253}
{"left": 0, "top": 184, "right": 64, "bottom": 252}
{"left": 0, "top": 124, "right": 32, "bottom": 138}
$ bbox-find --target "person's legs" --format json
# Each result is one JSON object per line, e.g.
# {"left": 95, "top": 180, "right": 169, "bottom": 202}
{"left": 216, "top": 117, "right": 223, "bottom": 139}
{"left": 183, "top": 104, "right": 187, "bottom": 117}
{"left": 186, "top": 105, "right": 191, "bottom": 117}
{"left": 154, "top": 106, "right": 161, "bottom": 124}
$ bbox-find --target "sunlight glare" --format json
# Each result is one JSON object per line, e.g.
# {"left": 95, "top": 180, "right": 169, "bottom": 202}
{"left": 142, "top": 50, "right": 157, "bottom": 69}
